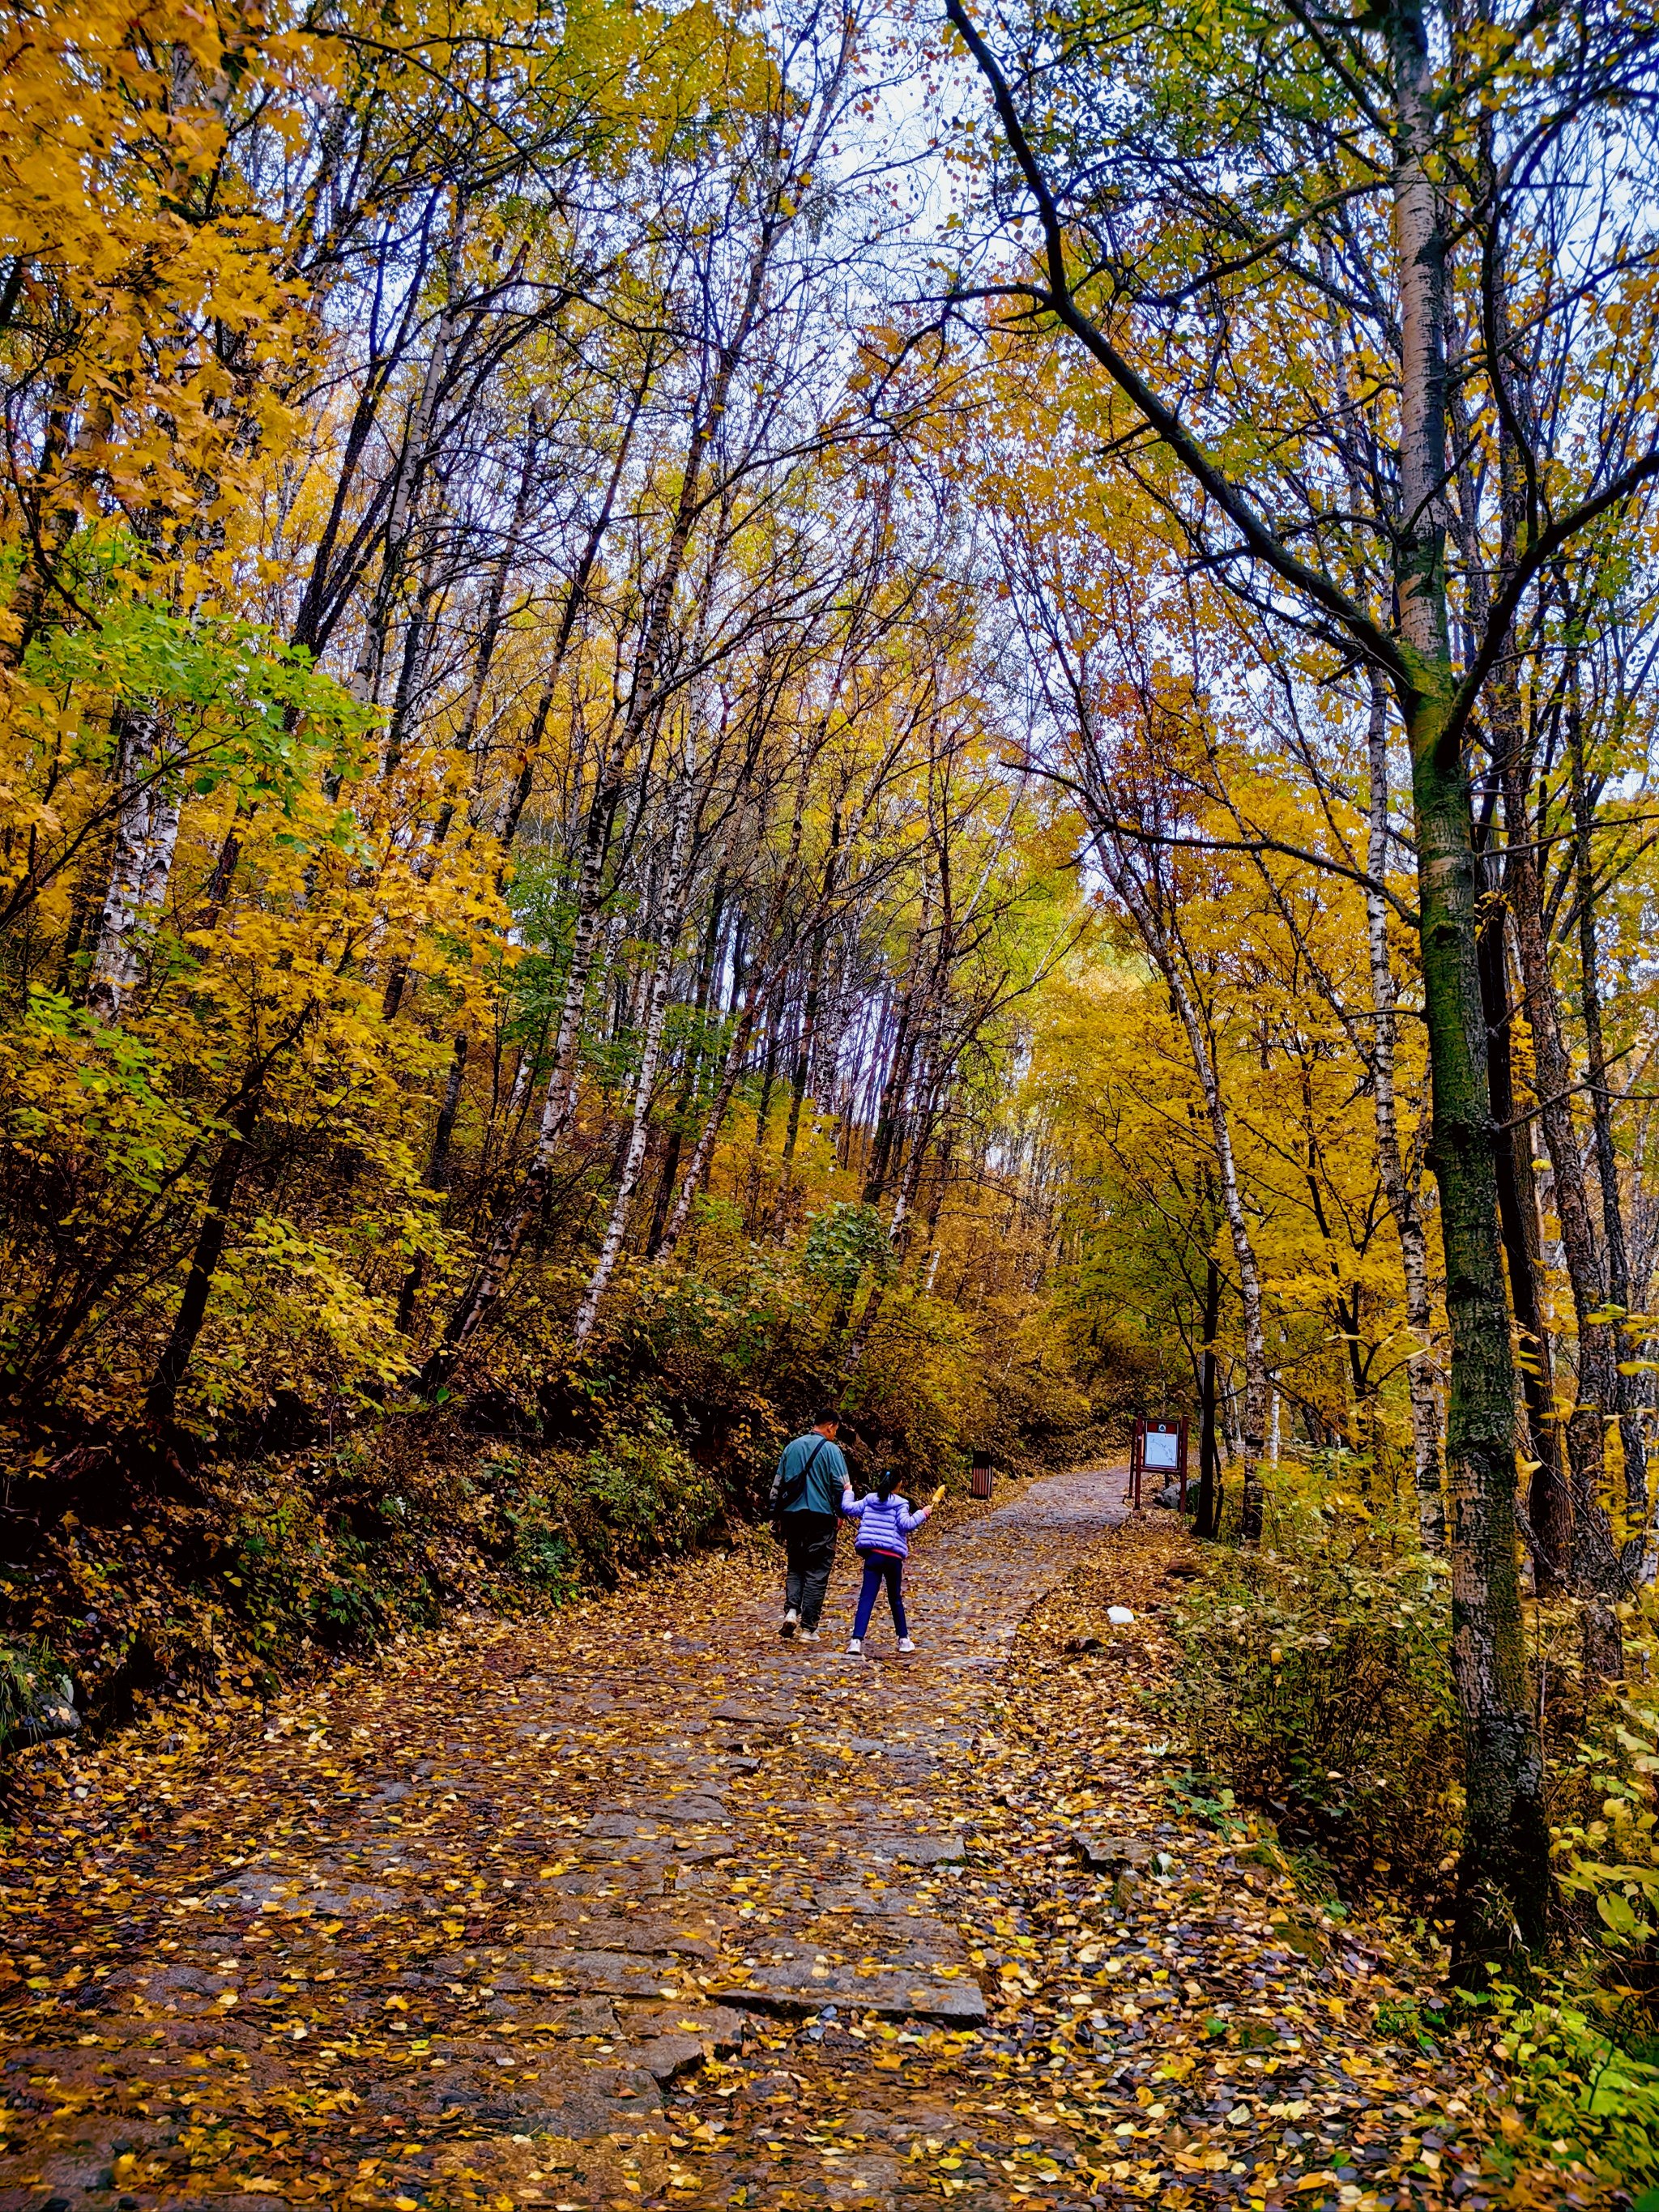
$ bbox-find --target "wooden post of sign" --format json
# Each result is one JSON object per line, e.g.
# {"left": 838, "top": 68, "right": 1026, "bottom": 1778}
{"left": 1177, "top": 1415, "right": 1190, "bottom": 1513}
{"left": 1128, "top": 1417, "right": 1145, "bottom": 1510}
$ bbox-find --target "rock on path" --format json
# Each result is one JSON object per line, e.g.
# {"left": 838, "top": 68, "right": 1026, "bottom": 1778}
{"left": 0, "top": 1470, "right": 1521, "bottom": 2211}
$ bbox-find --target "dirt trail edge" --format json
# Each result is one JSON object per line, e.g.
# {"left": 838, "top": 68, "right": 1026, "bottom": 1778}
{"left": 1, "top": 1470, "right": 1547, "bottom": 2212}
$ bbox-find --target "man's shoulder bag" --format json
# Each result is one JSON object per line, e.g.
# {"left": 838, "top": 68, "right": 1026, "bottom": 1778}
{"left": 772, "top": 1437, "right": 829, "bottom": 1535}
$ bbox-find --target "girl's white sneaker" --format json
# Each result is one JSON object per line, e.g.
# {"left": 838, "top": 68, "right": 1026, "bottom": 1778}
{"left": 846, "top": 1637, "right": 863, "bottom": 1655}
{"left": 897, "top": 1637, "right": 916, "bottom": 1653}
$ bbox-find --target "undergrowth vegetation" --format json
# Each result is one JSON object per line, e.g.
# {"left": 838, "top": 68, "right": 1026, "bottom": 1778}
{"left": 1171, "top": 1468, "right": 1461, "bottom": 1903}
{"left": 1171, "top": 1457, "right": 1659, "bottom": 2193}
{"left": 2, "top": 1421, "right": 725, "bottom": 1735}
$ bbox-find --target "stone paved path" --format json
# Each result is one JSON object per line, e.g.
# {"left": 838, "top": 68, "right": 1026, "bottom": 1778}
{"left": 0, "top": 1468, "right": 1137, "bottom": 2211}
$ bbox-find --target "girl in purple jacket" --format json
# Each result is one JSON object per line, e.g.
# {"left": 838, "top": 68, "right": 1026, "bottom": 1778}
{"left": 840, "top": 1464, "right": 939, "bottom": 1656}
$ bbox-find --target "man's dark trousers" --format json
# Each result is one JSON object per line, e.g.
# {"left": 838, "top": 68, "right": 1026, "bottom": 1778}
{"left": 783, "top": 1511, "right": 838, "bottom": 1630}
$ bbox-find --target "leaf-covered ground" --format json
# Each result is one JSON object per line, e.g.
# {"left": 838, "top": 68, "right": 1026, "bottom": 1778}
{"left": 0, "top": 1469, "right": 1606, "bottom": 2210}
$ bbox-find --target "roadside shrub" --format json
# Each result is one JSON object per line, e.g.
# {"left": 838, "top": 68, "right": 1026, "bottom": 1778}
{"left": 481, "top": 1417, "right": 725, "bottom": 1593}
{"left": 506, "top": 1514, "right": 580, "bottom": 1603}
{"left": 222, "top": 1466, "right": 445, "bottom": 1657}
{"left": 309, "top": 1565, "right": 389, "bottom": 1650}
{"left": 1171, "top": 1483, "right": 1460, "bottom": 1899}
{"left": 0, "top": 1636, "right": 77, "bottom": 1748}
{"left": 1548, "top": 1592, "right": 1659, "bottom": 2031}
{"left": 1488, "top": 1984, "right": 1659, "bottom": 2195}
{"left": 224, "top": 1496, "right": 326, "bottom": 1656}
{"left": 564, "top": 1419, "right": 723, "bottom": 1571}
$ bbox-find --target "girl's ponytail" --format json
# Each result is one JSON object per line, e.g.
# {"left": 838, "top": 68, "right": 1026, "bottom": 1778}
{"left": 876, "top": 1467, "right": 898, "bottom": 1502}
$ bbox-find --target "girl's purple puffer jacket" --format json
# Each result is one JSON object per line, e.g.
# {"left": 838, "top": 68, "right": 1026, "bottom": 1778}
{"left": 842, "top": 1489, "right": 928, "bottom": 1558}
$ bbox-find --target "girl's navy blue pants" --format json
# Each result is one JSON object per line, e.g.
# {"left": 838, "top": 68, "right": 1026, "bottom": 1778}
{"left": 853, "top": 1552, "right": 908, "bottom": 1639}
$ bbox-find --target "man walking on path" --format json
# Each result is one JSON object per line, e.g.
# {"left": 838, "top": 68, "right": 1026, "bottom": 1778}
{"left": 769, "top": 1408, "right": 850, "bottom": 1642}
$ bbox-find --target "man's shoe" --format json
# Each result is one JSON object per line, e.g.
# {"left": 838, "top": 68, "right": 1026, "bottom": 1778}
{"left": 797, "top": 1627, "right": 820, "bottom": 1643}
{"left": 846, "top": 1637, "right": 863, "bottom": 1656}
{"left": 897, "top": 1637, "right": 916, "bottom": 1653}
{"left": 778, "top": 1609, "right": 800, "bottom": 1639}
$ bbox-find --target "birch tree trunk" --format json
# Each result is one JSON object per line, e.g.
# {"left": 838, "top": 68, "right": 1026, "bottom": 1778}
{"left": 571, "top": 757, "right": 698, "bottom": 1343}
{"left": 887, "top": 1052, "right": 939, "bottom": 1251}
{"left": 652, "top": 752, "right": 842, "bottom": 1260}
{"left": 86, "top": 705, "right": 182, "bottom": 1025}
{"left": 1195, "top": 1219, "right": 1222, "bottom": 1540}
{"left": 422, "top": 712, "right": 627, "bottom": 1380}
{"left": 651, "top": 991, "right": 763, "bottom": 1262}
{"left": 864, "top": 910, "right": 928, "bottom": 1203}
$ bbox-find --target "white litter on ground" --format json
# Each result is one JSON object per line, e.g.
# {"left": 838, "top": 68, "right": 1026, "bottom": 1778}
{"left": 1107, "top": 1605, "right": 1136, "bottom": 1626}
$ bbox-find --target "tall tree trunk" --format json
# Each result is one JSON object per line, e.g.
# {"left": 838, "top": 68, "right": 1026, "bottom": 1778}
{"left": 352, "top": 226, "right": 464, "bottom": 710}
{"left": 146, "top": 1091, "right": 261, "bottom": 1424}
{"left": 921, "top": 1130, "right": 953, "bottom": 1260}
{"left": 648, "top": 875, "right": 725, "bottom": 1257}
{"left": 1195, "top": 1242, "right": 1222, "bottom": 1541}
{"left": 888, "top": 1057, "right": 940, "bottom": 1251}
{"left": 1098, "top": 846, "right": 1267, "bottom": 1536}
{"left": 1389, "top": 0, "right": 1549, "bottom": 1965}
{"left": 745, "top": 1012, "right": 783, "bottom": 1230}
{"left": 777, "top": 819, "right": 839, "bottom": 1230}
{"left": 1364, "top": 678, "right": 1446, "bottom": 1547}
{"left": 457, "top": 410, "right": 541, "bottom": 766}
{"left": 1568, "top": 697, "right": 1649, "bottom": 1545}
{"left": 653, "top": 990, "right": 765, "bottom": 1263}
{"left": 395, "top": 1033, "right": 470, "bottom": 1337}
{"left": 650, "top": 744, "right": 844, "bottom": 1263}
{"left": 377, "top": 558, "right": 439, "bottom": 786}
{"left": 493, "top": 377, "right": 647, "bottom": 859}
{"left": 864, "top": 953, "right": 921, "bottom": 1203}
{"left": 423, "top": 715, "right": 627, "bottom": 1379}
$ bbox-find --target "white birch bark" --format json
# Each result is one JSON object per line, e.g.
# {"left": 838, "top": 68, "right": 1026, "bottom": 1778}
{"left": 86, "top": 706, "right": 182, "bottom": 1025}
{"left": 572, "top": 752, "right": 698, "bottom": 1343}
